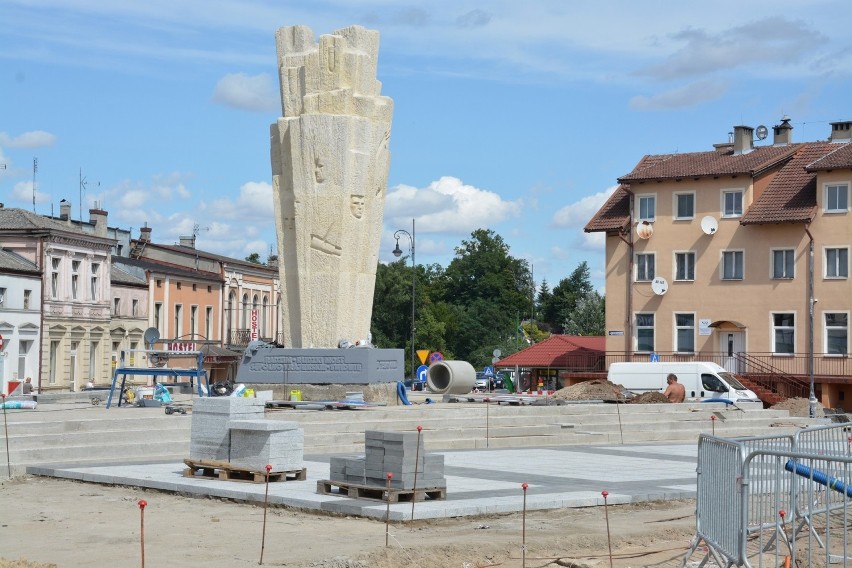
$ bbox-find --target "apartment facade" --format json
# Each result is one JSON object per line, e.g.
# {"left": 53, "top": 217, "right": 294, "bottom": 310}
{"left": 585, "top": 118, "right": 852, "bottom": 409}
{"left": 0, "top": 248, "right": 42, "bottom": 394}
{"left": 0, "top": 207, "right": 115, "bottom": 392}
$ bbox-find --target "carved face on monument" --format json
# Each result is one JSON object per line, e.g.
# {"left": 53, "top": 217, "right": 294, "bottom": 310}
{"left": 314, "top": 157, "right": 325, "bottom": 183}
{"left": 350, "top": 194, "right": 366, "bottom": 219}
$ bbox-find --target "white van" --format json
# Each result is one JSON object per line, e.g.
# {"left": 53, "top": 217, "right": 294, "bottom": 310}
{"left": 607, "top": 361, "right": 761, "bottom": 403}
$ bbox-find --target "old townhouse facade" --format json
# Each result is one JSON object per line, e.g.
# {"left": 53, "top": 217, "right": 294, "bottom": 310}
{"left": 0, "top": 248, "right": 42, "bottom": 394}
{"left": 0, "top": 207, "right": 115, "bottom": 392}
{"left": 586, "top": 118, "right": 852, "bottom": 409}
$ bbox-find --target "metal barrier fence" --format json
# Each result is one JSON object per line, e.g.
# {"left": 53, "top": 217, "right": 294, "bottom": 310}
{"left": 684, "top": 423, "right": 852, "bottom": 568}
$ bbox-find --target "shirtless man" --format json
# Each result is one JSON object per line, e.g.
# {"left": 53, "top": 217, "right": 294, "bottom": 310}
{"left": 664, "top": 373, "right": 685, "bottom": 403}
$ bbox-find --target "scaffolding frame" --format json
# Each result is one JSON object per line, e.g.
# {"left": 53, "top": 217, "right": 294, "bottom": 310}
{"left": 106, "top": 349, "right": 209, "bottom": 409}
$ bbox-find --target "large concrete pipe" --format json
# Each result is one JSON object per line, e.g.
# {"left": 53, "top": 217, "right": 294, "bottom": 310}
{"left": 426, "top": 360, "right": 476, "bottom": 395}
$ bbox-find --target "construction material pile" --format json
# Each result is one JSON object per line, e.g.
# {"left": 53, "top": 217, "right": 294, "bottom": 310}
{"left": 330, "top": 430, "right": 446, "bottom": 490}
{"left": 190, "top": 397, "right": 305, "bottom": 472}
{"left": 627, "top": 391, "right": 671, "bottom": 404}
{"left": 550, "top": 379, "right": 628, "bottom": 402}
{"left": 771, "top": 397, "right": 826, "bottom": 418}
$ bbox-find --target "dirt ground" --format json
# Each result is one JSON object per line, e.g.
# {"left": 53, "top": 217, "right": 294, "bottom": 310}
{"left": 0, "top": 476, "right": 697, "bottom": 568}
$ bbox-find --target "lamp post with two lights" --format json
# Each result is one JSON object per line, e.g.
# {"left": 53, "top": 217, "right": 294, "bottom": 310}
{"left": 392, "top": 220, "right": 416, "bottom": 379}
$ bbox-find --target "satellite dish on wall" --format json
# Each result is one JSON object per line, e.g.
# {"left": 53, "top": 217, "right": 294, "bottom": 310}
{"left": 700, "top": 216, "right": 718, "bottom": 235}
{"left": 143, "top": 327, "right": 160, "bottom": 347}
{"left": 651, "top": 277, "right": 668, "bottom": 296}
{"left": 636, "top": 220, "right": 654, "bottom": 240}
{"left": 755, "top": 125, "right": 769, "bottom": 140}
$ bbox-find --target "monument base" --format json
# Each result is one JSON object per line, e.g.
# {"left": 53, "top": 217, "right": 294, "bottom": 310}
{"left": 236, "top": 345, "right": 404, "bottom": 385}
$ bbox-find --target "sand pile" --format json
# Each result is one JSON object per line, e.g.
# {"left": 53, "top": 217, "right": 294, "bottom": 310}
{"left": 771, "top": 397, "right": 826, "bottom": 418}
{"left": 628, "top": 391, "right": 671, "bottom": 404}
{"left": 551, "top": 379, "right": 626, "bottom": 401}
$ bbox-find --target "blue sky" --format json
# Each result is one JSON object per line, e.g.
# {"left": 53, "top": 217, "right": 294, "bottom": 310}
{"left": 2, "top": 1, "right": 852, "bottom": 291}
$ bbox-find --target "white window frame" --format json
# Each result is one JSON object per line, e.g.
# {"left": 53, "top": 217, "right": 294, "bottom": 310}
{"left": 721, "top": 250, "right": 745, "bottom": 280}
{"left": 23, "top": 289, "right": 31, "bottom": 310}
{"left": 51, "top": 258, "right": 60, "bottom": 299}
{"left": 205, "top": 306, "right": 213, "bottom": 340}
{"left": 90, "top": 263, "right": 100, "bottom": 300}
{"left": 674, "top": 251, "right": 696, "bottom": 281}
{"left": 636, "top": 194, "right": 656, "bottom": 222}
{"left": 771, "top": 248, "right": 795, "bottom": 280}
{"left": 154, "top": 302, "right": 163, "bottom": 333}
{"left": 824, "top": 311, "right": 849, "bottom": 356}
{"left": 0, "top": 287, "right": 6, "bottom": 308}
{"left": 190, "top": 305, "right": 198, "bottom": 337}
{"left": 721, "top": 189, "right": 744, "bottom": 218}
{"left": 635, "top": 253, "right": 655, "bottom": 282}
{"left": 673, "top": 192, "right": 695, "bottom": 220}
{"left": 824, "top": 246, "right": 849, "bottom": 279}
{"left": 113, "top": 297, "right": 120, "bottom": 316}
{"left": 635, "top": 313, "right": 655, "bottom": 353}
{"left": 71, "top": 260, "right": 80, "bottom": 300}
{"left": 132, "top": 299, "right": 139, "bottom": 317}
{"left": 824, "top": 183, "right": 849, "bottom": 213}
{"left": 674, "top": 312, "right": 696, "bottom": 353}
{"left": 771, "top": 312, "right": 795, "bottom": 355}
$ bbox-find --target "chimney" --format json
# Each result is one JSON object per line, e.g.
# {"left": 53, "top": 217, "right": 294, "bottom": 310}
{"left": 733, "top": 125, "right": 754, "bottom": 154}
{"left": 89, "top": 207, "right": 108, "bottom": 237}
{"left": 179, "top": 235, "right": 196, "bottom": 248}
{"left": 139, "top": 225, "right": 152, "bottom": 242}
{"left": 59, "top": 199, "right": 71, "bottom": 221}
{"left": 773, "top": 116, "right": 793, "bottom": 145}
{"left": 830, "top": 120, "right": 852, "bottom": 142}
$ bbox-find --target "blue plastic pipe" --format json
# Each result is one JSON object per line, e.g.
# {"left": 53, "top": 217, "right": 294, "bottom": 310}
{"left": 785, "top": 459, "right": 852, "bottom": 498}
{"left": 396, "top": 381, "right": 412, "bottom": 405}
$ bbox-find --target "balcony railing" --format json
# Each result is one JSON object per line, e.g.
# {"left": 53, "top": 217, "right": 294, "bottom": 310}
{"left": 226, "top": 330, "right": 285, "bottom": 348}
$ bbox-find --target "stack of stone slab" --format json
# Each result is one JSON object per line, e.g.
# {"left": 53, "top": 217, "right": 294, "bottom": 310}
{"left": 189, "top": 397, "right": 304, "bottom": 472}
{"left": 229, "top": 420, "right": 303, "bottom": 472}
{"left": 329, "top": 430, "right": 446, "bottom": 490}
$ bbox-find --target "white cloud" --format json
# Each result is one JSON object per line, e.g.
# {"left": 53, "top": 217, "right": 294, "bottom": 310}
{"left": 212, "top": 73, "right": 278, "bottom": 112}
{"left": 10, "top": 180, "right": 50, "bottom": 205}
{"left": 551, "top": 186, "right": 617, "bottom": 229}
{"left": 204, "top": 181, "right": 274, "bottom": 221}
{"left": 385, "top": 176, "right": 521, "bottom": 234}
{"left": 629, "top": 79, "right": 730, "bottom": 110}
{"left": 0, "top": 130, "right": 57, "bottom": 149}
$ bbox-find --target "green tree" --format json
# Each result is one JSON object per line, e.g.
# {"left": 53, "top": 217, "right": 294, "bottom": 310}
{"left": 438, "top": 229, "right": 533, "bottom": 366}
{"left": 244, "top": 252, "right": 263, "bottom": 265}
{"left": 540, "top": 261, "right": 595, "bottom": 333}
{"left": 563, "top": 291, "right": 605, "bottom": 336}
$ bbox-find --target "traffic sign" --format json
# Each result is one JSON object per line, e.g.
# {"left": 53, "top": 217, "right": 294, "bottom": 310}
{"left": 483, "top": 366, "right": 494, "bottom": 377}
{"left": 429, "top": 351, "right": 444, "bottom": 364}
{"left": 416, "top": 365, "right": 429, "bottom": 383}
{"left": 650, "top": 352, "right": 660, "bottom": 362}
{"left": 417, "top": 349, "right": 430, "bottom": 365}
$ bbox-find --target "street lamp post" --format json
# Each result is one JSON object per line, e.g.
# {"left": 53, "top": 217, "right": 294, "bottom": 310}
{"left": 392, "top": 220, "right": 416, "bottom": 379}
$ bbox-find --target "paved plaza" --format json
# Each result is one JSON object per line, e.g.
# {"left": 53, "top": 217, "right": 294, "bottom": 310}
{"left": 29, "top": 442, "right": 699, "bottom": 521}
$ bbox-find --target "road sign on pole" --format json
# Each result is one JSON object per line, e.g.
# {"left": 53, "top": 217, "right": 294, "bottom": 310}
{"left": 417, "top": 350, "right": 430, "bottom": 365}
{"left": 416, "top": 365, "right": 428, "bottom": 383}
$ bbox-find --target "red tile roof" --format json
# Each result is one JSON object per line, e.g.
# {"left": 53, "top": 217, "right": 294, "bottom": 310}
{"left": 617, "top": 145, "right": 798, "bottom": 183}
{"left": 583, "top": 185, "right": 630, "bottom": 233}
{"left": 741, "top": 142, "right": 839, "bottom": 225}
{"left": 807, "top": 142, "right": 852, "bottom": 171}
{"left": 495, "top": 335, "right": 604, "bottom": 368}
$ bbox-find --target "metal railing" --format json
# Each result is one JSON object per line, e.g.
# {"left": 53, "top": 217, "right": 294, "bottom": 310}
{"left": 684, "top": 426, "right": 852, "bottom": 568}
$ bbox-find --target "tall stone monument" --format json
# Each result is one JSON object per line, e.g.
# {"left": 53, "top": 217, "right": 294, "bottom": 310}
{"left": 270, "top": 25, "right": 393, "bottom": 348}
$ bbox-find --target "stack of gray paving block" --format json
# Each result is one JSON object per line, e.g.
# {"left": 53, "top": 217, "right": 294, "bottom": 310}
{"left": 189, "top": 397, "right": 265, "bottom": 462}
{"left": 229, "top": 420, "right": 304, "bottom": 472}
{"left": 329, "top": 430, "right": 446, "bottom": 490}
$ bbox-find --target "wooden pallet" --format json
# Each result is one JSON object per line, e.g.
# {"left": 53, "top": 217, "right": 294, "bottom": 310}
{"left": 183, "top": 459, "right": 307, "bottom": 483}
{"left": 316, "top": 479, "right": 446, "bottom": 502}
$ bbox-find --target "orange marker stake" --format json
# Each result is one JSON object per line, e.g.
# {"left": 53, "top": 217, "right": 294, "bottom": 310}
{"left": 259, "top": 464, "right": 272, "bottom": 565}
{"left": 411, "top": 425, "right": 422, "bottom": 523}
{"left": 138, "top": 499, "right": 147, "bottom": 568}
{"left": 602, "top": 490, "right": 613, "bottom": 568}
{"left": 522, "top": 482, "right": 529, "bottom": 568}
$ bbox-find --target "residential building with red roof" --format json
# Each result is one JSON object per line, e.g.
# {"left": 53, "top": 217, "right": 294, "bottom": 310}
{"left": 585, "top": 117, "right": 852, "bottom": 409}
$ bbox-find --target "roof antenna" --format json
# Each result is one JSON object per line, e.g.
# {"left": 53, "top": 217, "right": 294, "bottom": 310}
{"left": 32, "top": 157, "right": 38, "bottom": 213}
